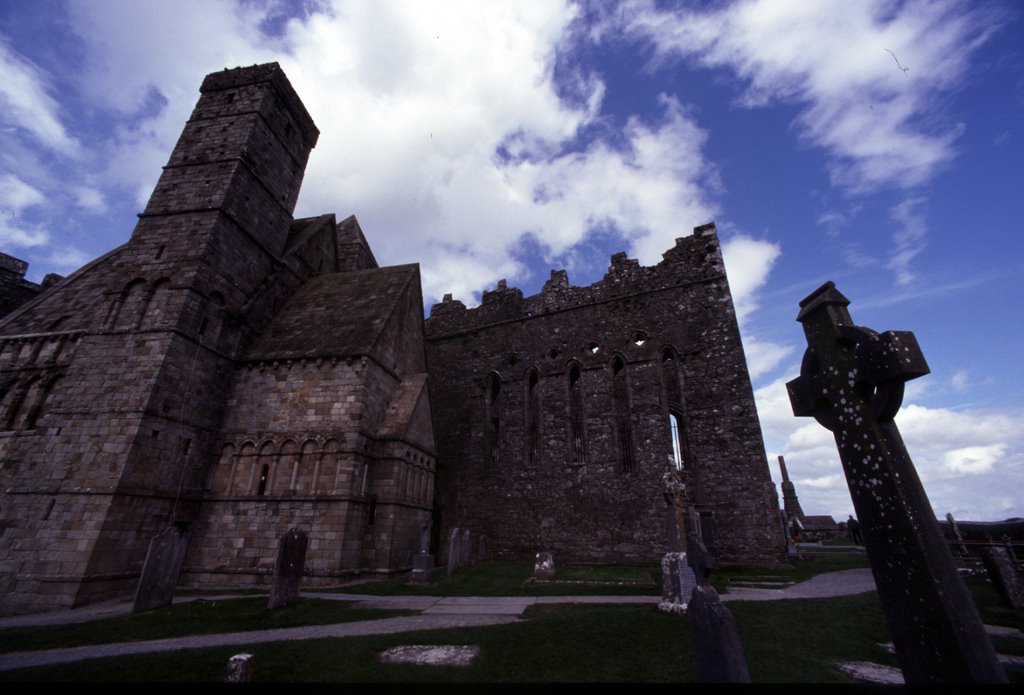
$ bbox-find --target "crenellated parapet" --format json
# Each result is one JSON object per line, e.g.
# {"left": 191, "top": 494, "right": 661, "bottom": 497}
{"left": 425, "top": 222, "right": 724, "bottom": 337}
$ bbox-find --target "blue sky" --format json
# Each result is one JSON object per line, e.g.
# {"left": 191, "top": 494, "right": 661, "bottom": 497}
{"left": 1, "top": 0, "right": 1021, "bottom": 522}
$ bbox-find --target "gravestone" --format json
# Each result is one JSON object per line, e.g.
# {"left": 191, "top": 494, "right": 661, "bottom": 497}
{"left": 446, "top": 527, "right": 461, "bottom": 577}
{"left": 980, "top": 546, "right": 1023, "bottom": 609}
{"left": 688, "top": 586, "right": 751, "bottom": 683}
{"left": 659, "top": 486, "right": 697, "bottom": 614}
{"left": 477, "top": 535, "right": 488, "bottom": 562}
{"left": 533, "top": 551, "right": 556, "bottom": 577}
{"left": 686, "top": 508, "right": 750, "bottom": 683}
{"left": 786, "top": 282, "right": 1006, "bottom": 684}
{"left": 267, "top": 527, "right": 307, "bottom": 610}
{"left": 224, "top": 653, "right": 254, "bottom": 683}
{"left": 132, "top": 523, "right": 191, "bottom": 613}
{"left": 410, "top": 522, "right": 436, "bottom": 584}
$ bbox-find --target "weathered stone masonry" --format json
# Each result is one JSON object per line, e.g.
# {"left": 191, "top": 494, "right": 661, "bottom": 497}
{"left": 0, "top": 64, "right": 434, "bottom": 614}
{"left": 0, "top": 62, "right": 783, "bottom": 615}
{"left": 425, "top": 227, "right": 785, "bottom": 565}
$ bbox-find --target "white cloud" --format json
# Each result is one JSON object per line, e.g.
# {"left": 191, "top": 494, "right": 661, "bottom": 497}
{"left": 41, "top": 1, "right": 722, "bottom": 305}
{"left": 0, "top": 174, "right": 44, "bottom": 213}
{"left": 888, "top": 196, "right": 928, "bottom": 286}
{"left": 0, "top": 216, "right": 49, "bottom": 249}
{"left": 942, "top": 444, "right": 1004, "bottom": 475}
{"left": 0, "top": 174, "right": 49, "bottom": 248}
{"left": 950, "top": 370, "right": 970, "bottom": 393}
{"left": 73, "top": 186, "right": 107, "bottom": 215}
{"left": 755, "top": 372, "right": 1024, "bottom": 520}
{"left": 0, "top": 39, "right": 81, "bottom": 156}
{"left": 617, "top": 0, "right": 1002, "bottom": 193}
{"left": 720, "top": 235, "right": 781, "bottom": 322}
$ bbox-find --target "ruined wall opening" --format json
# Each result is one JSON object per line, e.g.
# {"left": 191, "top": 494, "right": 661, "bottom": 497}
{"left": 484, "top": 371, "right": 501, "bottom": 468}
{"left": 567, "top": 362, "right": 585, "bottom": 463}
{"left": 612, "top": 355, "right": 634, "bottom": 473}
{"left": 525, "top": 368, "right": 540, "bottom": 466}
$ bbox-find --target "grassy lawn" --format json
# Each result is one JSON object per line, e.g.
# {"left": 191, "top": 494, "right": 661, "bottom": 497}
{"left": 0, "top": 558, "right": 1017, "bottom": 683}
{"left": 2, "top": 596, "right": 894, "bottom": 683}
{"left": 0, "top": 598, "right": 416, "bottom": 653}
{"left": 323, "top": 555, "right": 870, "bottom": 597}
{"left": 331, "top": 561, "right": 660, "bottom": 596}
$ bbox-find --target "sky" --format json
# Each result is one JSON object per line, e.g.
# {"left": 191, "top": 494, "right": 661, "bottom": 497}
{"left": 1, "top": 0, "right": 1021, "bottom": 523}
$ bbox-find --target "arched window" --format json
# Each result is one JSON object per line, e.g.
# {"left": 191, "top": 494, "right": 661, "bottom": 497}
{"left": 256, "top": 464, "right": 270, "bottom": 496}
{"left": 277, "top": 439, "right": 298, "bottom": 492}
{"left": 612, "top": 355, "right": 634, "bottom": 473}
{"left": 525, "top": 368, "right": 541, "bottom": 466}
{"left": 568, "top": 363, "right": 585, "bottom": 463}
{"left": 484, "top": 371, "right": 501, "bottom": 467}
{"left": 235, "top": 441, "right": 255, "bottom": 493}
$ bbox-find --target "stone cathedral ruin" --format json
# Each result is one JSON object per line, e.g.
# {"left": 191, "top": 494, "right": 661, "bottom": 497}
{"left": 0, "top": 64, "right": 784, "bottom": 615}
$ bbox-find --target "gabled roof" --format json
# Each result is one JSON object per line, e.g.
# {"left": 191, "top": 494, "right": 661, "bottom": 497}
{"left": 244, "top": 263, "right": 418, "bottom": 362}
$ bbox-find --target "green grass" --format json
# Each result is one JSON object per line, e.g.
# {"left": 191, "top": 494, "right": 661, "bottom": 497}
{"left": 327, "top": 555, "right": 870, "bottom": 597}
{"left": 0, "top": 559, "right": 1018, "bottom": 683}
{"left": 333, "top": 561, "right": 661, "bottom": 596}
{"left": 0, "top": 593, "right": 898, "bottom": 683}
{"left": 0, "top": 598, "right": 415, "bottom": 653}
{"left": 712, "top": 553, "right": 870, "bottom": 593}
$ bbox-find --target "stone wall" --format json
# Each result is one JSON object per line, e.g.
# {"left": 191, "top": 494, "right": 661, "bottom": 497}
{"left": 425, "top": 225, "right": 786, "bottom": 565}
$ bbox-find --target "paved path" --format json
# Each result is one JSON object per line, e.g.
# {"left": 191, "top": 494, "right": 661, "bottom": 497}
{"left": 0, "top": 569, "right": 878, "bottom": 673}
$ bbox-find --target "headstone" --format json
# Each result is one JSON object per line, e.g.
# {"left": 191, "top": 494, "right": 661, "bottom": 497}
{"left": 688, "top": 586, "right": 751, "bottom": 683}
{"left": 267, "top": 527, "right": 307, "bottom": 610}
{"left": 980, "top": 546, "right": 1024, "bottom": 609}
{"left": 224, "top": 653, "right": 254, "bottom": 683}
{"left": 132, "top": 523, "right": 191, "bottom": 613}
{"left": 786, "top": 282, "right": 1006, "bottom": 684}
{"left": 686, "top": 508, "right": 750, "bottom": 683}
{"left": 658, "top": 551, "right": 695, "bottom": 615}
{"left": 446, "top": 527, "right": 461, "bottom": 577}
{"left": 410, "top": 522, "right": 436, "bottom": 584}
{"left": 659, "top": 486, "right": 696, "bottom": 614}
{"left": 477, "top": 535, "right": 488, "bottom": 562}
{"left": 461, "top": 528, "right": 473, "bottom": 567}
{"left": 533, "top": 551, "right": 556, "bottom": 577}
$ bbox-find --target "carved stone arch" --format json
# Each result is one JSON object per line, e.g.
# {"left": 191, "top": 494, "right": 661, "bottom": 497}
{"left": 255, "top": 439, "right": 277, "bottom": 495}
{"left": 629, "top": 329, "right": 650, "bottom": 347}
{"left": 138, "top": 277, "right": 172, "bottom": 329}
{"left": 5, "top": 375, "right": 40, "bottom": 430}
{"left": 24, "top": 372, "right": 60, "bottom": 430}
{"left": 323, "top": 438, "right": 341, "bottom": 492}
{"left": 277, "top": 438, "right": 299, "bottom": 492}
{"left": 296, "top": 438, "right": 318, "bottom": 492}
{"left": 0, "top": 377, "right": 20, "bottom": 425}
{"left": 112, "top": 278, "right": 147, "bottom": 330}
{"left": 236, "top": 440, "right": 257, "bottom": 493}
{"left": 198, "top": 291, "right": 225, "bottom": 346}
